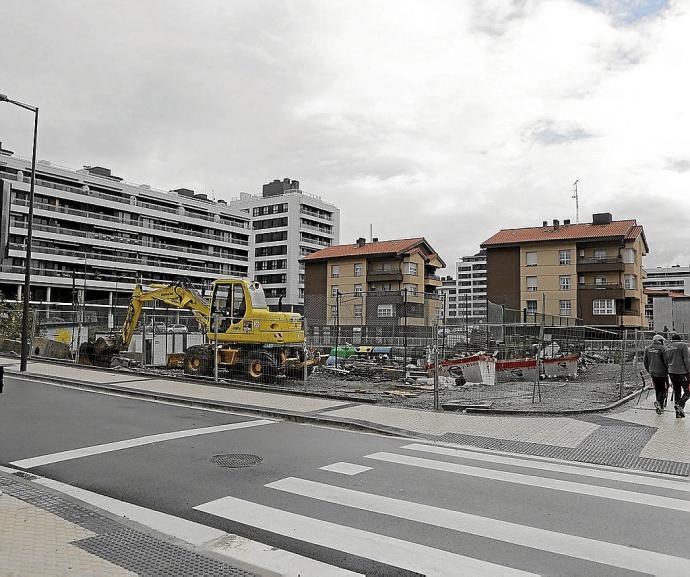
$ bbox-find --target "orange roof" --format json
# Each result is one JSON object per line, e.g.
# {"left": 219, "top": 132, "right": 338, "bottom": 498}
{"left": 302, "top": 237, "right": 445, "bottom": 266}
{"left": 482, "top": 219, "right": 648, "bottom": 250}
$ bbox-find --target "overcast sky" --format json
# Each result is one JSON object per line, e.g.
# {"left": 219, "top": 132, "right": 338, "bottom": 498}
{"left": 1, "top": 0, "right": 688, "bottom": 272}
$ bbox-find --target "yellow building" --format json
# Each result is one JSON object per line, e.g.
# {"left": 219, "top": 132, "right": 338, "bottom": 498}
{"left": 302, "top": 237, "right": 445, "bottom": 326}
{"left": 481, "top": 213, "right": 649, "bottom": 328}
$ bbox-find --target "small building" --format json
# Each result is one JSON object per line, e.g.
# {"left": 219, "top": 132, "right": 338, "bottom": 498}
{"left": 481, "top": 213, "right": 649, "bottom": 328}
{"left": 302, "top": 237, "right": 445, "bottom": 327}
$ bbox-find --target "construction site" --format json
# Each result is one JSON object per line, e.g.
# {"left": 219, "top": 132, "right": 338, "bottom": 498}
{"left": 0, "top": 283, "right": 654, "bottom": 413}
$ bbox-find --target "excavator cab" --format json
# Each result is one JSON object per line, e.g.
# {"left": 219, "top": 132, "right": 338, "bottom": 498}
{"left": 209, "top": 280, "right": 266, "bottom": 334}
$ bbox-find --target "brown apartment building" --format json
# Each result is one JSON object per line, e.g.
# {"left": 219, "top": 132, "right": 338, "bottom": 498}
{"left": 481, "top": 213, "right": 649, "bottom": 327}
{"left": 302, "top": 237, "right": 445, "bottom": 326}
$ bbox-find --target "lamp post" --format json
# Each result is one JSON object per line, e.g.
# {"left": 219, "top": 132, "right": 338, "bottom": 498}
{"left": 1, "top": 93, "right": 39, "bottom": 372}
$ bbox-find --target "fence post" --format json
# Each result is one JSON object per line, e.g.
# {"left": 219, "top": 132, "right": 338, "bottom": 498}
{"left": 619, "top": 328, "right": 627, "bottom": 399}
{"left": 433, "top": 321, "right": 440, "bottom": 411}
{"left": 532, "top": 307, "right": 544, "bottom": 403}
{"left": 403, "top": 289, "right": 408, "bottom": 379}
{"left": 214, "top": 314, "right": 219, "bottom": 383}
{"left": 303, "top": 316, "right": 308, "bottom": 392}
{"left": 141, "top": 311, "right": 146, "bottom": 367}
{"left": 335, "top": 290, "right": 340, "bottom": 369}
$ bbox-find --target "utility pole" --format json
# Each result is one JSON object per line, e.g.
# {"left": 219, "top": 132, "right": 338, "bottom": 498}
{"left": 572, "top": 179, "right": 580, "bottom": 224}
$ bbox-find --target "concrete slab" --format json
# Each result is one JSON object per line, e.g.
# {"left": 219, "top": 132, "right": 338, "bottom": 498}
{"left": 25, "top": 362, "right": 150, "bottom": 384}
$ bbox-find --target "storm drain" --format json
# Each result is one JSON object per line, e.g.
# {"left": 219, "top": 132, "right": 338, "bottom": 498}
{"left": 211, "top": 454, "right": 263, "bottom": 468}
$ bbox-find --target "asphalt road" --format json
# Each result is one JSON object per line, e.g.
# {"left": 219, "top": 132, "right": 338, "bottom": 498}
{"left": 2, "top": 376, "right": 689, "bottom": 576}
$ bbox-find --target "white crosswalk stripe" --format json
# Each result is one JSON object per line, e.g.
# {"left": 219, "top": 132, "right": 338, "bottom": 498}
{"left": 267, "top": 476, "right": 690, "bottom": 577}
{"left": 194, "top": 496, "right": 539, "bottom": 577}
{"left": 195, "top": 445, "right": 690, "bottom": 576}
{"left": 402, "top": 443, "right": 690, "bottom": 492}
{"left": 364, "top": 451, "right": 690, "bottom": 512}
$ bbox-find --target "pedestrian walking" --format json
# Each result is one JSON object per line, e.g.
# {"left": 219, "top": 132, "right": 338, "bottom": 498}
{"left": 665, "top": 334, "right": 690, "bottom": 418}
{"left": 644, "top": 334, "right": 669, "bottom": 415}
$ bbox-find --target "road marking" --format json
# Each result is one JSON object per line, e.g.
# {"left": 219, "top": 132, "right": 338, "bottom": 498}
{"left": 364, "top": 452, "right": 690, "bottom": 512}
{"left": 319, "top": 462, "right": 372, "bottom": 476}
{"left": 268, "top": 477, "right": 690, "bottom": 577}
{"left": 26, "top": 471, "right": 357, "bottom": 577}
{"left": 402, "top": 443, "right": 690, "bottom": 492}
{"left": 194, "top": 496, "right": 538, "bottom": 577}
{"left": 10, "top": 419, "right": 275, "bottom": 469}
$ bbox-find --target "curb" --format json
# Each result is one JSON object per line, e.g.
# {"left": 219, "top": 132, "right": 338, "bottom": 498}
{"left": 0, "top": 354, "right": 377, "bottom": 405}
{"left": 464, "top": 386, "right": 646, "bottom": 416}
{"left": 7, "top": 370, "right": 430, "bottom": 442}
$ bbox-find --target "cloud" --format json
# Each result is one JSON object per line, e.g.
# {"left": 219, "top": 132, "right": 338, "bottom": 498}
{"left": 1, "top": 0, "right": 689, "bottom": 273}
{"left": 526, "top": 120, "right": 597, "bottom": 145}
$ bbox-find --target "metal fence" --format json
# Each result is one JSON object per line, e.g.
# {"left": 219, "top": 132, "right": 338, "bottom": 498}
{"left": 0, "top": 292, "right": 657, "bottom": 411}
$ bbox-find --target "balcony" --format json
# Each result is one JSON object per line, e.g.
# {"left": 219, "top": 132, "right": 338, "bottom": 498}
{"left": 576, "top": 257, "right": 624, "bottom": 273}
{"left": 424, "top": 274, "right": 442, "bottom": 287}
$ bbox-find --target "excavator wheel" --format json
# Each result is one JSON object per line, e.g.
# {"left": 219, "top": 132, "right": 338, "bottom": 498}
{"left": 246, "top": 351, "right": 277, "bottom": 384}
{"left": 184, "top": 345, "right": 213, "bottom": 377}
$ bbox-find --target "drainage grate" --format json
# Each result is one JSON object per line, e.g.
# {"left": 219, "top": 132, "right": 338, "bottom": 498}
{"left": 211, "top": 454, "right": 263, "bottom": 468}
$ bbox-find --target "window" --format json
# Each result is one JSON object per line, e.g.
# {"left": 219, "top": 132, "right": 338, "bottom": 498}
{"left": 526, "top": 252, "right": 538, "bottom": 266}
{"left": 558, "top": 250, "right": 571, "bottom": 265}
{"left": 593, "top": 299, "right": 615, "bottom": 315}
{"left": 331, "top": 265, "right": 340, "bottom": 278}
{"left": 354, "top": 263, "right": 363, "bottom": 277}
{"left": 559, "top": 300, "right": 571, "bottom": 316}
{"left": 331, "top": 305, "right": 337, "bottom": 317}
{"left": 623, "top": 248, "right": 636, "bottom": 264}
{"left": 595, "top": 275, "right": 608, "bottom": 286}
{"left": 405, "top": 262, "right": 418, "bottom": 276}
{"left": 381, "top": 282, "right": 392, "bottom": 291}
{"left": 354, "top": 284, "right": 363, "bottom": 295}
{"left": 377, "top": 304, "right": 394, "bottom": 318}
{"left": 526, "top": 276, "right": 538, "bottom": 291}
{"left": 624, "top": 274, "right": 637, "bottom": 290}
{"left": 579, "top": 275, "right": 585, "bottom": 285}
{"left": 526, "top": 300, "right": 537, "bottom": 314}
{"left": 559, "top": 275, "right": 571, "bottom": 290}
{"left": 354, "top": 304, "right": 362, "bottom": 318}
{"left": 593, "top": 249, "right": 608, "bottom": 261}
{"left": 403, "top": 283, "right": 417, "bottom": 295}
{"left": 331, "top": 286, "right": 339, "bottom": 298}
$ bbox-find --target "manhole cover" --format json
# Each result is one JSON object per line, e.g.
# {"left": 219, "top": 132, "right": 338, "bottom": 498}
{"left": 211, "top": 454, "right": 263, "bottom": 468}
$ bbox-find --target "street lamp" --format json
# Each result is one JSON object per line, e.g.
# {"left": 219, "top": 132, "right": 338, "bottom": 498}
{"left": 0, "top": 93, "right": 39, "bottom": 372}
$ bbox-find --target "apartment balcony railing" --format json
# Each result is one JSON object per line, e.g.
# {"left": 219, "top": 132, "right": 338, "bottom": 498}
{"left": 300, "top": 236, "right": 331, "bottom": 247}
{"left": 579, "top": 282, "right": 623, "bottom": 290}
{"left": 12, "top": 199, "right": 250, "bottom": 242}
{"left": 300, "top": 207, "right": 333, "bottom": 221}
{"left": 9, "top": 174, "right": 250, "bottom": 228}
{"left": 10, "top": 220, "right": 250, "bottom": 260}
{"left": 577, "top": 257, "right": 622, "bottom": 265}
{"left": 300, "top": 221, "right": 333, "bottom": 234}
{"left": 8, "top": 243, "right": 235, "bottom": 274}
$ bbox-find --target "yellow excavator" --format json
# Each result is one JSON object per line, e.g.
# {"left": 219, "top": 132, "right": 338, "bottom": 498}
{"left": 79, "top": 278, "right": 314, "bottom": 382}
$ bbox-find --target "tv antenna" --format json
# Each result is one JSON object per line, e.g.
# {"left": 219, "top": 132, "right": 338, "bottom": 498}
{"left": 572, "top": 179, "right": 580, "bottom": 223}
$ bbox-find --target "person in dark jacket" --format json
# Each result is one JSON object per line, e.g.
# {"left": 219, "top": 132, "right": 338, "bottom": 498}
{"left": 644, "top": 334, "right": 669, "bottom": 415}
{"left": 665, "top": 334, "right": 690, "bottom": 418}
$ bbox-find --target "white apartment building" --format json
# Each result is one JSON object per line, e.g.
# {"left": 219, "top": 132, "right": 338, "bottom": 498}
{"left": 0, "top": 142, "right": 251, "bottom": 324}
{"left": 437, "top": 250, "right": 487, "bottom": 324}
{"left": 229, "top": 178, "right": 340, "bottom": 313}
{"left": 643, "top": 266, "right": 690, "bottom": 326}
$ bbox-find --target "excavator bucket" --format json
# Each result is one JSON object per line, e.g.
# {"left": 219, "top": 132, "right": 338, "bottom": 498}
{"left": 79, "top": 337, "right": 120, "bottom": 367}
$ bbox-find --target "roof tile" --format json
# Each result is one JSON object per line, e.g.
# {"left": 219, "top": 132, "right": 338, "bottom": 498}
{"left": 303, "top": 237, "right": 426, "bottom": 261}
{"left": 481, "top": 220, "right": 643, "bottom": 247}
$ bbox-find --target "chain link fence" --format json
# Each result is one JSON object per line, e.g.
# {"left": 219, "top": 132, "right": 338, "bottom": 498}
{"left": 0, "top": 291, "right": 658, "bottom": 411}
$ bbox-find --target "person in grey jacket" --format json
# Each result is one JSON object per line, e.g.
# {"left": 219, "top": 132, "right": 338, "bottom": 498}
{"left": 665, "top": 334, "right": 690, "bottom": 418}
{"left": 644, "top": 335, "right": 669, "bottom": 415}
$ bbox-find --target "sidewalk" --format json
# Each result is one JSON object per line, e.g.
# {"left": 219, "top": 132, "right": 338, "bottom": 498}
{"left": 0, "top": 470, "right": 258, "bottom": 577}
{"left": 4, "top": 358, "right": 689, "bottom": 476}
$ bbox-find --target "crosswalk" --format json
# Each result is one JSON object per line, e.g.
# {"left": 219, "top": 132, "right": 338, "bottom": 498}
{"left": 194, "top": 441, "right": 690, "bottom": 577}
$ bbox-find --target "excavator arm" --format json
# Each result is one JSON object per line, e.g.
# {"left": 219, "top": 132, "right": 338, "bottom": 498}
{"left": 118, "top": 282, "right": 210, "bottom": 349}
{"left": 81, "top": 280, "right": 211, "bottom": 367}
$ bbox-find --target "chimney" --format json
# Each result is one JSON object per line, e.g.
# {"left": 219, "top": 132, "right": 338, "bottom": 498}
{"left": 542, "top": 220, "right": 548, "bottom": 227}
{"left": 592, "top": 212, "right": 613, "bottom": 225}
{"left": 356, "top": 237, "right": 366, "bottom": 248}
{"left": 372, "top": 237, "right": 378, "bottom": 242}
{"left": 563, "top": 219, "right": 571, "bottom": 225}
{"left": 553, "top": 219, "right": 560, "bottom": 229}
